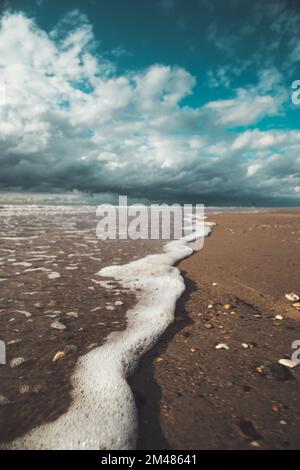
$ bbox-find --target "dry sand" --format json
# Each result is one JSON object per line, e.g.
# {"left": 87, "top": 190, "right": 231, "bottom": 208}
{"left": 130, "top": 211, "right": 300, "bottom": 450}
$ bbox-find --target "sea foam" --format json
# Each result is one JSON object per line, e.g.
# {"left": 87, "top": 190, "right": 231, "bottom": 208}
{"left": 2, "top": 216, "right": 214, "bottom": 450}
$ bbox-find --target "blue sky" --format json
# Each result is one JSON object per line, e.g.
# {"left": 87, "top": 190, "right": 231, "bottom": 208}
{"left": 0, "top": 0, "right": 300, "bottom": 205}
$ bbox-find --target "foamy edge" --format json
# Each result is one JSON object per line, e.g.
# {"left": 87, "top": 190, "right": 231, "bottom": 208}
{"left": 2, "top": 218, "right": 214, "bottom": 450}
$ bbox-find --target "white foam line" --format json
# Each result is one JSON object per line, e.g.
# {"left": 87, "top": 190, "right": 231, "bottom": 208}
{"left": 2, "top": 218, "right": 214, "bottom": 450}
{"left": 0, "top": 236, "right": 38, "bottom": 240}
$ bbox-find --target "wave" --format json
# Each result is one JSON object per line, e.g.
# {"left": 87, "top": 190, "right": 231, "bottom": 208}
{"left": 2, "top": 215, "right": 214, "bottom": 450}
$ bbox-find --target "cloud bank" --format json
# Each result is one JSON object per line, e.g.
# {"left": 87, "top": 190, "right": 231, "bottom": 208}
{"left": 0, "top": 10, "right": 299, "bottom": 205}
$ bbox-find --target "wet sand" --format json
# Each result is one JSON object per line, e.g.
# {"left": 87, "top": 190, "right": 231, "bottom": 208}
{"left": 0, "top": 208, "right": 163, "bottom": 444}
{"left": 130, "top": 212, "right": 300, "bottom": 450}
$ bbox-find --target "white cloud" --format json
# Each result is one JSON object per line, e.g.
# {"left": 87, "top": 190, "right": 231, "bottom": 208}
{"left": 232, "top": 130, "right": 300, "bottom": 151}
{"left": 205, "top": 89, "right": 279, "bottom": 127}
{"left": 0, "top": 10, "right": 299, "bottom": 204}
{"left": 247, "top": 163, "right": 261, "bottom": 177}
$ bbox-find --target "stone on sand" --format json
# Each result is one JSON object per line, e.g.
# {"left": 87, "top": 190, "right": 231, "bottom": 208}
{"left": 50, "top": 319, "right": 66, "bottom": 330}
{"left": 263, "top": 362, "right": 294, "bottom": 381}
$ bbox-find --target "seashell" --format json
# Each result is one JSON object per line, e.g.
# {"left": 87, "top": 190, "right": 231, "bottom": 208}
{"left": 215, "top": 343, "right": 229, "bottom": 350}
{"left": 52, "top": 351, "right": 65, "bottom": 363}
{"left": 19, "top": 384, "right": 30, "bottom": 394}
{"left": 66, "top": 311, "right": 78, "bottom": 318}
{"left": 50, "top": 320, "right": 66, "bottom": 330}
{"left": 278, "top": 358, "right": 297, "bottom": 368}
{"left": 10, "top": 357, "right": 25, "bottom": 368}
{"left": 154, "top": 357, "right": 163, "bottom": 364}
{"left": 285, "top": 293, "right": 299, "bottom": 302}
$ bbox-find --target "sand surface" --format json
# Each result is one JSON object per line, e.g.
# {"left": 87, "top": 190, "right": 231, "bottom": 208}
{"left": 1, "top": 209, "right": 300, "bottom": 449}
{"left": 0, "top": 209, "right": 163, "bottom": 444}
{"left": 130, "top": 212, "right": 300, "bottom": 449}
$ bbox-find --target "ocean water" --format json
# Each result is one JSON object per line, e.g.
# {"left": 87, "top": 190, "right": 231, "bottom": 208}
{"left": 0, "top": 204, "right": 219, "bottom": 448}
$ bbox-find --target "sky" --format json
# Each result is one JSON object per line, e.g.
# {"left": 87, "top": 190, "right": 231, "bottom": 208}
{"left": 0, "top": 0, "right": 300, "bottom": 205}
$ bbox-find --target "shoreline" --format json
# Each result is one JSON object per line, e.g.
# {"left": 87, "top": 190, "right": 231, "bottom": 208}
{"left": 0, "top": 208, "right": 163, "bottom": 447}
{"left": 0, "top": 207, "right": 212, "bottom": 449}
{"left": 130, "top": 211, "right": 300, "bottom": 449}
{"left": 1, "top": 209, "right": 300, "bottom": 449}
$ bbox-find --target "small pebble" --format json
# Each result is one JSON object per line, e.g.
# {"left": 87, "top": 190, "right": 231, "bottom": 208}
{"left": 271, "top": 402, "right": 282, "bottom": 413}
{"left": 239, "top": 417, "right": 262, "bottom": 440}
{"left": 275, "top": 315, "right": 283, "bottom": 320}
{"left": 64, "top": 344, "right": 77, "bottom": 354}
{"left": 250, "top": 441, "right": 261, "bottom": 448}
{"left": 264, "top": 362, "right": 294, "bottom": 381}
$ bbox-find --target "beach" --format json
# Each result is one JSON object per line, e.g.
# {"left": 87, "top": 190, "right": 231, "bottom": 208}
{"left": 130, "top": 211, "right": 300, "bottom": 449}
{"left": 0, "top": 208, "right": 300, "bottom": 449}
{"left": 0, "top": 206, "right": 164, "bottom": 446}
